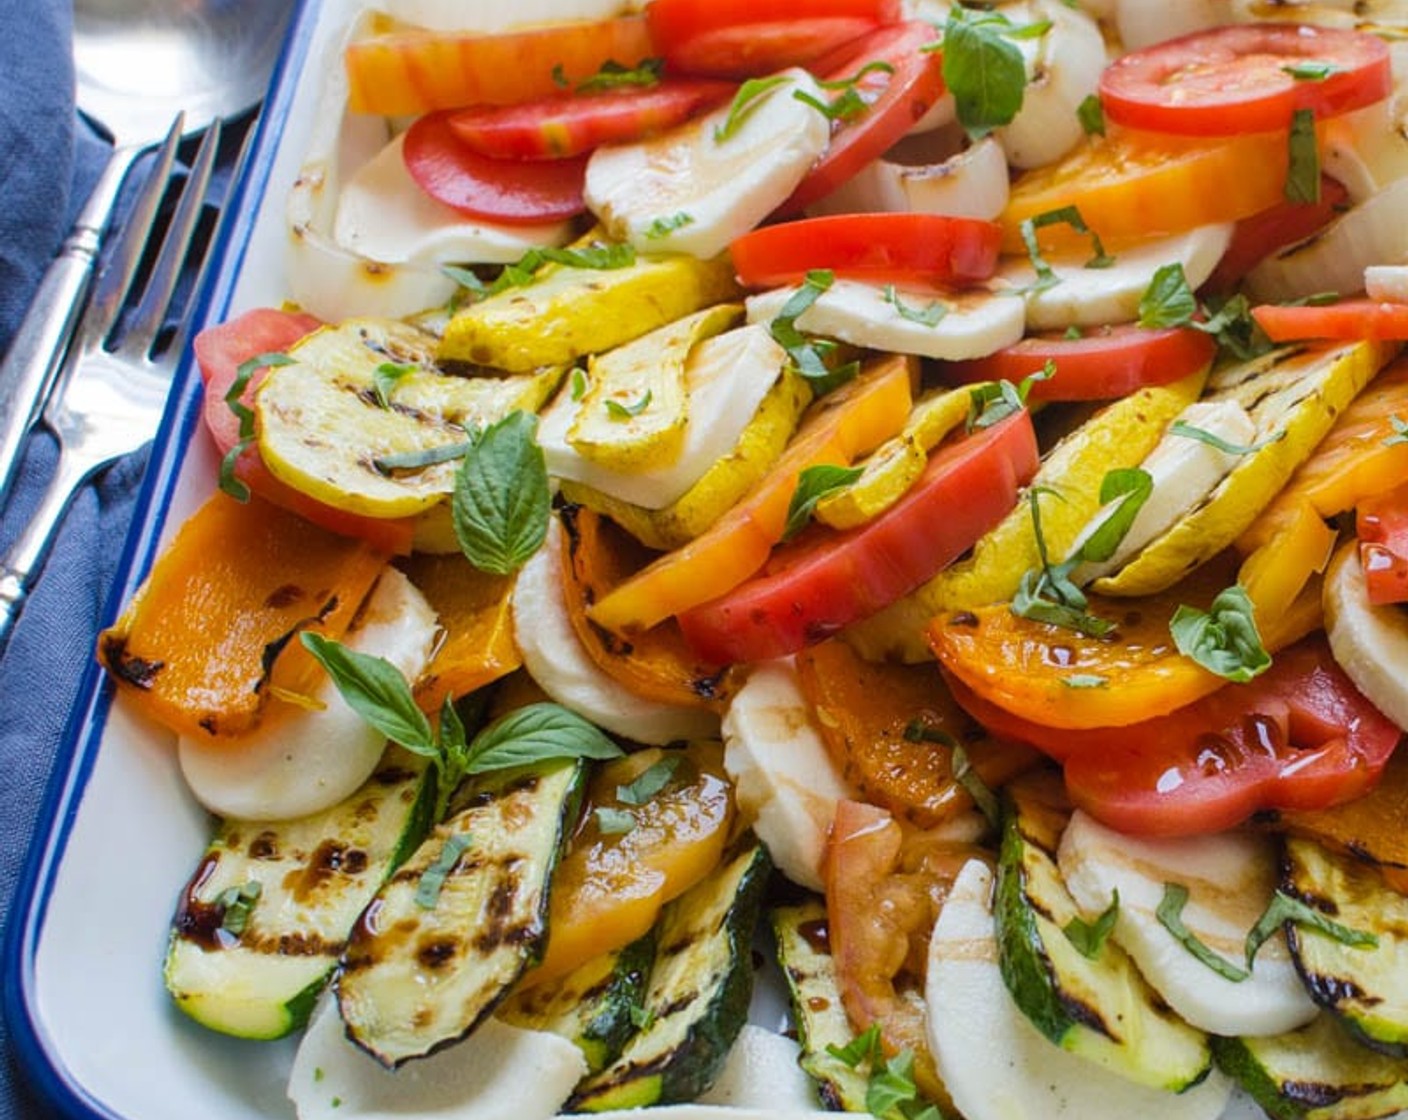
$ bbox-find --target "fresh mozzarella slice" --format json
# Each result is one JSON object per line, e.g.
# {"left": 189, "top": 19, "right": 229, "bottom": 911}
{"left": 696, "top": 1025, "right": 820, "bottom": 1109}
{"left": 585, "top": 69, "right": 832, "bottom": 259}
{"left": 995, "top": 0, "right": 1107, "bottom": 170}
{"left": 1057, "top": 811, "right": 1319, "bottom": 1038}
{"left": 1367, "top": 264, "right": 1408, "bottom": 303}
{"left": 1000, "top": 223, "right": 1233, "bottom": 331}
{"left": 927, "top": 860, "right": 1233, "bottom": 1120}
{"left": 288, "top": 995, "right": 586, "bottom": 1120}
{"left": 178, "top": 569, "right": 437, "bottom": 822}
{"left": 1069, "top": 399, "right": 1257, "bottom": 584}
{"left": 383, "top": 0, "right": 640, "bottom": 32}
{"left": 720, "top": 659, "right": 856, "bottom": 892}
{"left": 808, "top": 135, "right": 1010, "bottom": 221}
{"left": 1115, "top": 0, "right": 1228, "bottom": 50}
{"left": 1322, "top": 99, "right": 1408, "bottom": 205}
{"left": 1324, "top": 539, "right": 1408, "bottom": 732}
{"left": 538, "top": 325, "right": 785, "bottom": 510}
{"left": 745, "top": 279, "right": 1026, "bottom": 361}
{"left": 512, "top": 518, "right": 721, "bottom": 745}
{"left": 333, "top": 133, "right": 572, "bottom": 267}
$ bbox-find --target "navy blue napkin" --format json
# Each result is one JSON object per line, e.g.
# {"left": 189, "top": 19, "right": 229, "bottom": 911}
{"left": 0, "top": 1, "right": 124, "bottom": 1117}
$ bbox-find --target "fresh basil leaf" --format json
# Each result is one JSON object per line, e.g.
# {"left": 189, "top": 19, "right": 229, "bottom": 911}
{"left": 604, "top": 390, "right": 653, "bottom": 420}
{"left": 217, "top": 880, "right": 262, "bottom": 937}
{"left": 629, "top": 1004, "right": 656, "bottom": 1030}
{"left": 941, "top": 6, "right": 1028, "bottom": 137}
{"left": 617, "top": 756, "right": 681, "bottom": 805}
{"left": 967, "top": 366, "right": 1049, "bottom": 431}
{"left": 442, "top": 263, "right": 488, "bottom": 300}
{"left": 1064, "top": 890, "right": 1119, "bottom": 959}
{"left": 1283, "top": 60, "right": 1339, "bottom": 81}
{"left": 867, "top": 1048, "right": 921, "bottom": 1118}
{"left": 1063, "top": 325, "right": 1083, "bottom": 340}
{"left": 594, "top": 806, "right": 637, "bottom": 835}
{"left": 452, "top": 410, "right": 550, "bottom": 576}
{"left": 952, "top": 744, "right": 1000, "bottom": 830}
{"left": 372, "top": 361, "right": 416, "bottom": 410}
{"left": 1138, "top": 262, "right": 1198, "bottom": 329}
{"left": 1078, "top": 467, "right": 1153, "bottom": 564}
{"left": 644, "top": 211, "right": 694, "bottom": 239}
{"left": 415, "top": 833, "right": 472, "bottom": 910}
{"left": 883, "top": 285, "right": 948, "bottom": 327}
{"left": 769, "top": 270, "right": 852, "bottom": 391}
{"left": 1062, "top": 674, "right": 1108, "bottom": 689}
{"left": 1157, "top": 881, "right": 1249, "bottom": 982}
{"left": 575, "top": 57, "right": 664, "bottom": 93}
{"left": 715, "top": 76, "right": 790, "bottom": 142}
{"left": 1245, "top": 889, "right": 1377, "bottom": 971}
{"left": 1285, "top": 107, "right": 1321, "bottom": 204}
{"left": 466, "top": 701, "right": 623, "bottom": 774}
{"left": 904, "top": 718, "right": 958, "bottom": 747}
{"left": 551, "top": 63, "right": 569, "bottom": 89}
{"left": 1199, "top": 291, "right": 1274, "bottom": 361}
{"left": 783, "top": 463, "right": 864, "bottom": 541}
{"left": 1077, "top": 92, "right": 1105, "bottom": 136}
{"left": 1281, "top": 290, "right": 1341, "bottom": 307}
{"left": 1385, "top": 415, "right": 1408, "bottom": 447}
{"left": 1169, "top": 420, "right": 1283, "bottom": 457}
{"left": 300, "top": 632, "right": 437, "bottom": 754}
{"left": 1170, "top": 584, "right": 1271, "bottom": 683}
{"left": 828, "top": 1024, "right": 885, "bottom": 1068}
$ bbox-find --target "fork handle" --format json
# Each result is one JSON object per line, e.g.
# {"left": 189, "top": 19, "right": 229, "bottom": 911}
{"left": 0, "top": 143, "right": 140, "bottom": 515}
{"left": 0, "top": 452, "right": 95, "bottom": 651}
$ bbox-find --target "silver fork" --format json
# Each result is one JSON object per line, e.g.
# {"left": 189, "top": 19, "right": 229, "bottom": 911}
{"left": 0, "top": 116, "right": 223, "bottom": 649}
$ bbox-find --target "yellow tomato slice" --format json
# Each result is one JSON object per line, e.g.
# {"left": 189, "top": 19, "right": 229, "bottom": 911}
{"left": 345, "top": 15, "right": 655, "bottom": 117}
{"left": 1001, "top": 126, "right": 1297, "bottom": 254}
{"left": 588, "top": 353, "right": 916, "bottom": 634}
{"left": 1238, "top": 498, "right": 1336, "bottom": 624}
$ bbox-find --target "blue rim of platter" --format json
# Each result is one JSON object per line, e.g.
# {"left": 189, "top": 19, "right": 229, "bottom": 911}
{"left": 1, "top": 1, "right": 320, "bottom": 1113}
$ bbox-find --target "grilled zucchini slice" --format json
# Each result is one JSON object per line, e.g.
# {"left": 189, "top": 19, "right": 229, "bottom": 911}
{"left": 337, "top": 759, "right": 586, "bottom": 1067}
{"left": 163, "top": 746, "right": 433, "bottom": 1040}
{"left": 567, "top": 839, "right": 771, "bottom": 1111}
{"left": 995, "top": 773, "right": 1212, "bottom": 1091}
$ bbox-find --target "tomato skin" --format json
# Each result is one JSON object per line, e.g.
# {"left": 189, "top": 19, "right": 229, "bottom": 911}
{"left": 1357, "top": 482, "right": 1408, "bottom": 605}
{"left": 731, "top": 213, "right": 1001, "bottom": 289}
{"left": 943, "top": 324, "right": 1216, "bottom": 402}
{"left": 402, "top": 111, "right": 589, "bottom": 224}
{"left": 780, "top": 21, "right": 947, "bottom": 215}
{"left": 678, "top": 410, "right": 1038, "bottom": 665}
{"left": 193, "top": 310, "right": 415, "bottom": 555}
{"left": 446, "top": 79, "right": 735, "bottom": 161}
{"left": 1252, "top": 300, "right": 1408, "bottom": 342}
{"left": 1099, "top": 24, "right": 1391, "bottom": 136}
{"left": 1204, "top": 176, "right": 1349, "bottom": 292}
{"left": 946, "top": 637, "right": 1401, "bottom": 837}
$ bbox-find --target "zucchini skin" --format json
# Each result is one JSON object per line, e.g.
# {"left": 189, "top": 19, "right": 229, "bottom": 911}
{"left": 163, "top": 747, "right": 434, "bottom": 1040}
{"left": 567, "top": 838, "right": 772, "bottom": 1112}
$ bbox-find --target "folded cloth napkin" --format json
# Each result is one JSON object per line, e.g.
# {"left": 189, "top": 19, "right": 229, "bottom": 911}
{"left": 0, "top": 0, "right": 124, "bottom": 1116}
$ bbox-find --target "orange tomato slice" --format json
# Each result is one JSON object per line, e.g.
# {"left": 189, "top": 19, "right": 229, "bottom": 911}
{"left": 1000, "top": 126, "right": 1298, "bottom": 255}
{"left": 588, "top": 353, "right": 916, "bottom": 634}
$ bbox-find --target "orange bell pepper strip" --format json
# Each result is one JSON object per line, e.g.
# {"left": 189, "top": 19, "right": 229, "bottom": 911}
{"left": 588, "top": 352, "right": 916, "bottom": 634}
{"left": 98, "top": 491, "right": 389, "bottom": 740}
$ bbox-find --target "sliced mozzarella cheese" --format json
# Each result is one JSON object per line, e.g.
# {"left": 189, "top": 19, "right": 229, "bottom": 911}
{"left": 808, "top": 135, "right": 1010, "bottom": 222}
{"left": 1115, "top": 0, "right": 1229, "bottom": 50}
{"left": 333, "top": 132, "right": 572, "bottom": 267}
{"left": 178, "top": 569, "right": 437, "bottom": 822}
{"left": 1322, "top": 99, "right": 1408, "bottom": 205}
{"left": 512, "top": 519, "right": 720, "bottom": 744}
{"left": 1000, "top": 223, "right": 1233, "bottom": 331}
{"left": 1367, "top": 264, "right": 1408, "bottom": 303}
{"left": 995, "top": 0, "right": 1107, "bottom": 170}
{"left": 1324, "top": 539, "right": 1408, "bottom": 733}
{"left": 1057, "top": 811, "right": 1319, "bottom": 1038}
{"left": 720, "top": 659, "right": 856, "bottom": 892}
{"left": 745, "top": 279, "right": 1026, "bottom": 361}
{"left": 538, "top": 325, "right": 785, "bottom": 510}
{"left": 288, "top": 995, "right": 586, "bottom": 1120}
{"left": 696, "top": 1025, "right": 820, "bottom": 1110}
{"left": 1246, "top": 176, "right": 1408, "bottom": 304}
{"left": 927, "top": 860, "right": 1234, "bottom": 1120}
{"left": 1069, "top": 399, "right": 1257, "bottom": 584}
{"left": 383, "top": 0, "right": 640, "bottom": 32}
{"left": 585, "top": 69, "right": 832, "bottom": 259}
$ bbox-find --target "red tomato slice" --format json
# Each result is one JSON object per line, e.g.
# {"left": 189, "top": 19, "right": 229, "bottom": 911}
{"left": 943, "top": 323, "right": 1216, "bottom": 402}
{"left": 1205, "top": 176, "right": 1349, "bottom": 292}
{"left": 1099, "top": 24, "right": 1391, "bottom": 136}
{"left": 648, "top": 0, "right": 898, "bottom": 78}
{"left": 1252, "top": 299, "right": 1408, "bottom": 342}
{"left": 678, "top": 410, "right": 1038, "bottom": 664}
{"left": 446, "top": 79, "right": 735, "bottom": 161}
{"left": 193, "top": 310, "right": 415, "bottom": 555}
{"left": 1357, "top": 481, "right": 1408, "bottom": 605}
{"left": 402, "top": 111, "right": 588, "bottom": 224}
{"left": 780, "top": 21, "right": 947, "bottom": 214}
{"left": 730, "top": 213, "right": 1001, "bottom": 288}
{"left": 946, "top": 637, "right": 1400, "bottom": 836}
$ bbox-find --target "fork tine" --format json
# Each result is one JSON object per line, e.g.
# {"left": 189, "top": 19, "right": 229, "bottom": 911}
{"left": 118, "top": 119, "right": 223, "bottom": 359}
{"left": 80, "top": 113, "right": 185, "bottom": 346}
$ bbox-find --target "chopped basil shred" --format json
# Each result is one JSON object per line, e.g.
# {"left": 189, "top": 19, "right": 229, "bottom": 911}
{"left": 715, "top": 76, "right": 790, "bottom": 142}
{"left": 967, "top": 366, "right": 1050, "bottom": 431}
{"left": 904, "top": 718, "right": 959, "bottom": 747}
{"left": 1285, "top": 108, "right": 1321, "bottom": 204}
{"left": 372, "top": 361, "right": 416, "bottom": 409}
{"left": 1244, "top": 889, "right": 1378, "bottom": 971}
{"left": 604, "top": 390, "right": 653, "bottom": 420}
{"left": 415, "top": 833, "right": 472, "bottom": 910}
{"left": 374, "top": 440, "right": 473, "bottom": 474}
{"left": 617, "top": 756, "right": 681, "bottom": 805}
{"left": 1138, "top": 262, "right": 1198, "bottom": 329}
{"left": 1169, "top": 584, "right": 1271, "bottom": 683}
{"left": 1019, "top": 206, "right": 1113, "bottom": 294}
{"left": 452, "top": 410, "right": 550, "bottom": 576}
{"left": 952, "top": 744, "right": 1000, "bottom": 830}
{"left": 1157, "top": 882, "right": 1250, "bottom": 982}
{"left": 1386, "top": 415, "right": 1408, "bottom": 447}
{"left": 1282, "top": 60, "right": 1340, "bottom": 82}
{"left": 219, "top": 351, "right": 294, "bottom": 501}
{"left": 769, "top": 269, "right": 858, "bottom": 394}
{"left": 570, "top": 367, "right": 588, "bottom": 400}
{"left": 1169, "top": 420, "right": 1283, "bottom": 457}
{"left": 828, "top": 1027, "right": 938, "bottom": 1120}
{"left": 217, "top": 880, "right": 262, "bottom": 937}
{"left": 1136, "top": 264, "right": 1272, "bottom": 360}
{"left": 644, "top": 211, "right": 695, "bottom": 239}
{"left": 1062, "top": 674, "right": 1109, "bottom": 689}
{"left": 575, "top": 57, "right": 664, "bottom": 93}
{"left": 1081, "top": 467, "right": 1153, "bottom": 564}
{"left": 883, "top": 285, "right": 948, "bottom": 327}
{"left": 1010, "top": 485, "right": 1115, "bottom": 638}
{"left": 445, "top": 243, "right": 636, "bottom": 305}
{"left": 1063, "top": 890, "right": 1120, "bottom": 959}
{"left": 593, "top": 807, "right": 637, "bottom": 836}
{"left": 1077, "top": 92, "right": 1105, "bottom": 136}
{"left": 783, "top": 463, "right": 864, "bottom": 541}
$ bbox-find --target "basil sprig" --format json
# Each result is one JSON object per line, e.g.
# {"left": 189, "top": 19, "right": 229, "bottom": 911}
{"left": 452, "top": 410, "right": 550, "bottom": 576}
{"left": 301, "top": 632, "right": 621, "bottom": 821}
{"left": 828, "top": 1026, "right": 941, "bottom": 1120}
{"left": 1169, "top": 584, "right": 1271, "bottom": 683}
{"left": 442, "top": 242, "right": 636, "bottom": 306}
{"left": 783, "top": 463, "right": 864, "bottom": 541}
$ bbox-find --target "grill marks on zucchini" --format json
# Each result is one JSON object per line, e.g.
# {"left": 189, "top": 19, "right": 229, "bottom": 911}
{"left": 337, "top": 760, "right": 586, "bottom": 1067}
{"left": 567, "top": 839, "right": 770, "bottom": 1111}
{"left": 164, "top": 747, "right": 434, "bottom": 1040}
